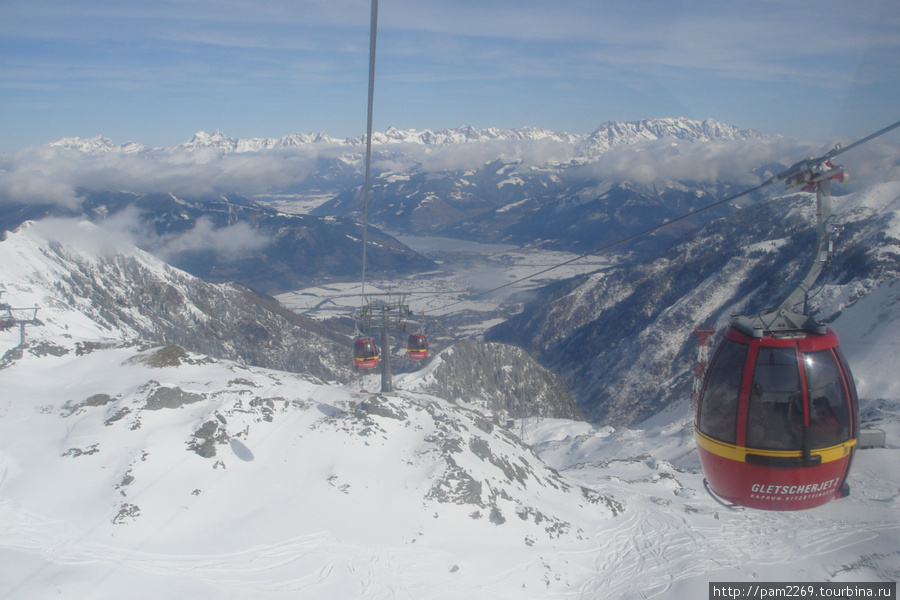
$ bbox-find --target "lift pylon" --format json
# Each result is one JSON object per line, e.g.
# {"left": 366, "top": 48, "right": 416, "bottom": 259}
{"left": 0, "top": 291, "right": 42, "bottom": 347}
{"left": 355, "top": 292, "right": 413, "bottom": 393}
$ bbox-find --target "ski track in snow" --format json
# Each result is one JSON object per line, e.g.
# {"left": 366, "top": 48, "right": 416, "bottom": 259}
{"left": 1, "top": 345, "right": 898, "bottom": 600}
{"left": 568, "top": 476, "right": 899, "bottom": 599}
{"left": 0, "top": 499, "right": 463, "bottom": 599}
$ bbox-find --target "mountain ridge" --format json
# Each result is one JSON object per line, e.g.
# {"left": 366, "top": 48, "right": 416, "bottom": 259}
{"left": 45, "top": 117, "right": 759, "bottom": 157}
{"left": 486, "top": 181, "right": 900, "bottom": 425}
{"left": 0, "top": 218, "right": 579, "bottom": 422}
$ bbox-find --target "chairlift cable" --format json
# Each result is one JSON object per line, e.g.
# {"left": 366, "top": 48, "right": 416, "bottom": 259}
{"left": 360, "top": 0, "right": 379, "bottom": 302}
{"left": 821, "top": 119, "right": 900, "bottom": 162}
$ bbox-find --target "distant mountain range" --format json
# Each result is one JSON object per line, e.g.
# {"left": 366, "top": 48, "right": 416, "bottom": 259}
{"left": 3, "top": 118, "right": 773, "bottom": 292}
{"left": 0, "top": 191, "right": 435, "bottom": 295}
{"left": 309, "top": 118, "right": 763, "bottom": 252}
{"left": 316, "top": 161, "right": 747, "bottom": 254}
{"left": 47, "top": 117, "right": 757, "bottom": 159}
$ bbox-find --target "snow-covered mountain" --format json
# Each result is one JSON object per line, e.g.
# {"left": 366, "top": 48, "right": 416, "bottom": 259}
{"left": 1, "top": 215, "right": 897, "bottom": 598}
{"left": 0, "top": 219, "right": 577, "bottom": 420}
{"left": 398, "top": 339, "right": 582, "bottom": 421}
{"left": 0, "top": 337, "right": 626, "bottom": 598}
{"left": 576, "top": 117, "right": 757, "bottom": 158}
{"left": 310, "top": 119, "right": 762, "bottom": 250}
{"left": 488, "top": 181, "right": 900, "bottom": 425}
{"left": 48, "top": 134, "right": 130, "bottom": 153}
{"left": 0, "top": 219, "right": 356, "bottom": 381}
{"left": 49, "top": 118, "right": 748, "bottom": 156}
{"left": 176, "top": 129, "right": 343, "bottom": 153}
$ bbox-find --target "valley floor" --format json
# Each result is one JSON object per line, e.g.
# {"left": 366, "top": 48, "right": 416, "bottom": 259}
{"left": 276, "top": 237, "right": 614, "bottom": 345}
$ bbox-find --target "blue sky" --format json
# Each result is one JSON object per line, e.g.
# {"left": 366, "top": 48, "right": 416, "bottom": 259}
{"left": 2, "top": 0, "right": 899, "bottom": 152}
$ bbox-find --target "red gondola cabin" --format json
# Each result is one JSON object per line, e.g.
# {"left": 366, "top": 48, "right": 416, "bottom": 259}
{"left": 406, "top": 334, "right": 428, "bottom": 359}
{"left": 696, "top": 326, "right": 858, "bottom": 510}
{"left": 353, "top": 337, "right": 379, "bottom": 369}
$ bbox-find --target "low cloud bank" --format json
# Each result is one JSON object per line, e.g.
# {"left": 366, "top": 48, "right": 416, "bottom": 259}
{"left": 93, "top": 206, "right": 272, "bottom": 262}
{"left": 26, "top": 210, "right": 272, "bottom": 267}
{"left": 2, "top": 133, "right": 895, "bottom": 209}
{"left": 151, "top": 217, "right": 271, "bottom": 261}
{"left": 0, "top": 145, "right": 328, "bottom": 208}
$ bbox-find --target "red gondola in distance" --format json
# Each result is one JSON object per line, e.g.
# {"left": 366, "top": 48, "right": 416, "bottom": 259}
{"left": 353, "top": 337, "right": 379, "bottom": 369}
{"left": 407, "top": 333, "right": 428, "bottom": 359}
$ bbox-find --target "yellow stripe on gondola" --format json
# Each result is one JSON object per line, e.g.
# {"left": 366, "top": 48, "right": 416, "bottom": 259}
{"left": 695, "top": 430, "right": 856, "bottom": 464}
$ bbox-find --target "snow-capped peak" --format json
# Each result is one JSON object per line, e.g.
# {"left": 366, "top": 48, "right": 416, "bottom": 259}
{"left": 576, "top": 117, "right": 758, "bottom": 158}
{"left": 48, "top": 135, "right": 119, "bottom": 153}
{"left": 41, "top": 118, "right": 760, "bottom": 157}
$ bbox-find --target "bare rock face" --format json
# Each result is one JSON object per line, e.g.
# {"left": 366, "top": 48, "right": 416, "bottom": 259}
{"left": 415, "top": 339, "right": 582, "bottom": 421}
{"left": 1, "top": 221, "right": 357, "bottom": 382}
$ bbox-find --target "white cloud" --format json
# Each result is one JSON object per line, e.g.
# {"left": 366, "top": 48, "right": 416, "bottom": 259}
{"left": 390, "top": 139, "right": 577, "bottom": 175}
{"left": 80, "top": 202, "right": 272, "bottom": 262}
{"left": 0, "top": 146, "right": 323, "bottom": 207}
{"left": 152, "top": 217, "right": 271, "bottom": 262}
{"left": 577, "top": 137, "right": 812, "bottom": 187}
{"left": 1, "top": 132, "right": 896, "bottom": 213}
{"left": 61, "top": 205, "right": 273, "bottom": 266}
{"left": 28, "top": 217, "right": 139, "bottom": 257}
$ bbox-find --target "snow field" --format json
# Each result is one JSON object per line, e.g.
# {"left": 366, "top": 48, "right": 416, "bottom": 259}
{"left": 2, "top": 179, "right": 899, "bottom": 598}
{"left": 2, "top": 338, "right": 897, "bottom": 598}
{"left": 1, "top": 343, "right": 619, "bottom": 598}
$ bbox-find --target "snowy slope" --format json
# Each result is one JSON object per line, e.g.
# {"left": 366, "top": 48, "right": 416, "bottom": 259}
{"left": 0, "top": 335, "right": 896, "bottom": 599}
{"left": 0, "top": 342, "right": 621, "bottom": 599}
{"left": 1, "top": 224, "right": 898, "bottom": 598}
{"left": 0, "top": 219, "right": 355, "bottom": 381}
{"left": 811, "top": 181, "right": 900, "bottom": 400}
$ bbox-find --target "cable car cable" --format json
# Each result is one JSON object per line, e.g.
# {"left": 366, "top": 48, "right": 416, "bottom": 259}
{"left": 350, "top": 0, "right": 382, "bottom": 374}
{"left": 818, "top": 119, "right": 900, "bottom": 162}
{"left": 423, "top": 119, "right": 900, "bottom": 316}
{"left": 360, "top": 0, "right": 378, "bottom": 301}
{"left": 428, "top": 177, "right": 774, "bottom": 314}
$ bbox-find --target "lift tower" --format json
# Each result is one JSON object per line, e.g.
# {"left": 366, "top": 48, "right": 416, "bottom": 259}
{"left": 0, "top": 291, "right": 42, "bottom": 347}
{"left": 356, "top": 292, "right": 412, "bottom": 393}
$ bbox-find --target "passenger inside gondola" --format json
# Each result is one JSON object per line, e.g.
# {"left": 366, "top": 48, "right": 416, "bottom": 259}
{"left": 809, "top": 396, "right": 844, "bottom": 447}
{"left": 804, "top": 350, "right": 851, "bottom": 447}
